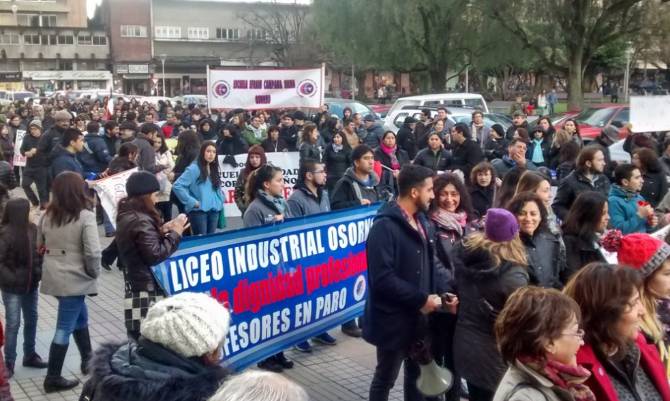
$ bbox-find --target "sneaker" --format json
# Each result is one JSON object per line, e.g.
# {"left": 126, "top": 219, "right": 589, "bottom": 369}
{"left": 312, "top": 332, "right": 337, "bottom": 345}
{"left": 257, "top": 357, "right": 283, "bottom": 373}
{"left": 275, "top": 353, "right": 294, "bottom": 369}
{"left": 22, "top": 353, "right": 48, "bottom": 369}
{"left": 101, "top": 260, "right": 112, "bottom": 271}
{"left": 294, "top": 341, "right": 312, "bottom": 353}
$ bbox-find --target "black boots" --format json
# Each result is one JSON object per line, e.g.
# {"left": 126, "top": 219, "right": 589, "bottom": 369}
{"left": 43, "top": 343, "right": 79, "bottom": 393}
{"left": 73, "top": 328, "right": 92, "bottom": 375}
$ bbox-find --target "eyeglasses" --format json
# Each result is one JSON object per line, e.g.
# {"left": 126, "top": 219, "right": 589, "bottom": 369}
{"left": 562, "top": 328, "right": 585, "bottom": 339}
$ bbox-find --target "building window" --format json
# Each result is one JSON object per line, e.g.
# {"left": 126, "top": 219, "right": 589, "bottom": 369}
{"left": 155, "top": 26, "right": 181, "bottom": 39}
{"left": 16, "top": 14, "right": 56, "bottom": 27}
{"left": 0, "top": 34, "right": 19, "bottom": 45}
{"left": 77, "top": 34, "right": 92, "bottom": 45}
{"left": 58, "top": 60, "right": 73, "bottom": 71}
{"left": 187, "top": 27, "right": 208, "bottom": 40}
{"left": 23, "top": 34, "right": 41, "bottom": 45}
{"left": 57, "top": 35, "right": 74, "bottom": 45}
{"left": 92, "top": 35, "right": 107, "bottom": 45}
{"left": 120, "top": 25, "right": 147, "bottom": 38}
{"left": 246, "top": 29, "right": 267, "bottom": 41}
{"left": 215, "top": 27, "right": 239, "bottom": 40}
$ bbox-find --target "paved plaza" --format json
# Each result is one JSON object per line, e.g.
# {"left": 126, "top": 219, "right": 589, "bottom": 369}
{"left": 2, "top": 220, "right": 404, "bottom": 401}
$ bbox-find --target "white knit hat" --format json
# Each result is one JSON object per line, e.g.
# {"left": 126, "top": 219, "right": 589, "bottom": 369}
{"left": 140, "top": 292, "right": 231, "bottom": 358}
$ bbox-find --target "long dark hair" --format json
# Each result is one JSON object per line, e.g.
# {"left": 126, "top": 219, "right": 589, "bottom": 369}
{"left": 197, "top": 142, "right": 221, "bottom": 189}
{"left": 495, "top": 167, "right": 526, "bottom": 208}
{"left": 1, "top": 198, "right": 33, "bottom": 265}
{"left": 562, "top": 191, "right": 608, "bottom": 238}
{"left": 246, "top": 164, "right": 282, "bottom": 203}
{"left": 506, "top": 191, "right": 548, "bottom": 233}
{"left": 45, "top": 172, "right": 93, "bottom": 227}
{"left": 118, "top": 194, "right": 162, "bottom": 226}
{"left": 431, "top": 173, "right": 475, "bottom": 221}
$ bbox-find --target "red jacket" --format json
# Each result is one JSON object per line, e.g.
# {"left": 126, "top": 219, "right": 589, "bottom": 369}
{"left": 576, "top": 332, "right": 670, "bottom": 401}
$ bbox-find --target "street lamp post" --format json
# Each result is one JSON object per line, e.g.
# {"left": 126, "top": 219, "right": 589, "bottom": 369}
{"left": 159, "top": 54, "right": 167, "bottom": 97}
{"left": 623, "top": 45, "right": 634, "bottom": 103}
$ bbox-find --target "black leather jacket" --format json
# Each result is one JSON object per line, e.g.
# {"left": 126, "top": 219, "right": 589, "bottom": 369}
{"left": 115, "top": 204, "right": 181, "bottom": 292}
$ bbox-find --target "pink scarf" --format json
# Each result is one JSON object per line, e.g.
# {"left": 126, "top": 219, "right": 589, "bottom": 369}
{"left": 380, "top": 143, "right": 400, "bottom": 170}
{"left": 519, "top": 356, "right": 596, "bottom": 401}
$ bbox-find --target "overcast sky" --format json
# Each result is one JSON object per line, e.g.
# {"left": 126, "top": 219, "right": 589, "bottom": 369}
{"left": 87, "top": 0, "right": 311, "bottom": 18}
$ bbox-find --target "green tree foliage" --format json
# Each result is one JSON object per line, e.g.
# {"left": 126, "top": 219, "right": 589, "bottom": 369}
{"left": 481, "top": 0, "right": 664, "bottom": 110}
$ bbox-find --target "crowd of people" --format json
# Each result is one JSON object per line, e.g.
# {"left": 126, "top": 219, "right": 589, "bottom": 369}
{"left": 0, "top": 93, "right": 669, "bottom": 401}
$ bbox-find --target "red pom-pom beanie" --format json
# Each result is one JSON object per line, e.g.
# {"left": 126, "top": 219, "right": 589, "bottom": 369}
{"left": 602, "top": 230, "right": 670, "bottom": 277}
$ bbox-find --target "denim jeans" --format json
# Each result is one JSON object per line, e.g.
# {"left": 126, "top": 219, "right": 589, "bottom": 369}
{"left": 102, "top": 209, "right": 115, "bottom": 236}
{"left": 53, "top": 296, "right": 88, "bottom": 345}
{"left": 188, "top": 210, "right": 219, "bottom": 235}
{"left": 1, "top": 290, "right": 39, "bottom": 363}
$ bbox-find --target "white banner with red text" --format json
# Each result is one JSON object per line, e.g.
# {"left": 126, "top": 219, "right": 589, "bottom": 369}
{"left": 207, "top": 67, "right": 324, "bottom": 110}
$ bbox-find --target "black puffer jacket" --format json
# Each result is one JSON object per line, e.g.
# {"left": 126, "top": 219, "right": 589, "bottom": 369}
{"left": 552, "top": 170, "right": 610, "bottom": 220}
{"left": 0, "top": 225, "right": 42, "bottom": 294}
{"left": 330, "top": 167, "right": 380, "bottom": 210}
{"left": 81, "top": 339, "right": 227, "bottom": 401}
{"left": 452, "top": 243, "right": 529, "bottom": 391}
{"left": 520, "top": 229, "right": 566, "bottom": 289}
{"left": 562, "top": 233, "right": 606, "bottom": 282}
{"left": 115, "top": 204, "right": 181, "bottom": 292}
{"left": 641, "top": 170, "right": 668, "bottom": 208}
{"left": 470, "top": 185, "right": 495, "bottom": 219}
{"left": 323, "top": 144, "right": 351, "bottom": 193}
{"left": 413, "top": 148, "right": 450, "bottom": 172}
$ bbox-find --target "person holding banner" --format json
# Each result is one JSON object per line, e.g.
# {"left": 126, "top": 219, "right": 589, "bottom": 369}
{"left": 365, "top": 164, "right": 454, "bottom": 401}
{"left": 173, "top": 142, "right": 224, "bottom": 235}
{"left": 116, "top": 171, "right": 188, "bottom": 339}
{"left": 243, "top": 164, "right": 295, "bottom": 372}
{"left": 288, "top": 160, "right": 338, "bottom": 353}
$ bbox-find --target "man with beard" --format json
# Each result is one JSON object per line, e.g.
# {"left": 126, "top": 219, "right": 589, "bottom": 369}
{"left": 288, "top": 160, "right": 338, "bottom": 352}
{"left": 38, "top": 110, "right": 72, "bottom": 164}
{"left": 364, "top": 164, "right": 455, "bottom": 401}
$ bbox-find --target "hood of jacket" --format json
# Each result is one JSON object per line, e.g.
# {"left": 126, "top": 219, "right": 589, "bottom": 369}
{"left": 88, "top": 339, "right": 227, "bottom": 401}
{"left": 343, "top": 166, "right": 379, "bottom": 187}
{"left": 52, "top": 144, "right": 76, "bottom": 159}
{"left": 294, "top": 181, "right": 325, "bottom": 202}
{"left": 609, "top": 184, "right": 638, "bottom": 201}
{"left": 454, "top": 243, "right": 509, "bottom": 281}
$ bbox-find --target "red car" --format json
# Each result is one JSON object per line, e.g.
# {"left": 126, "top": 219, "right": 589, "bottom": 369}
{"left": 555, "top": 104, "right": 629, "bottom": 141}
{"left": 369, "top": 103, "right": 392, "bottom": 118}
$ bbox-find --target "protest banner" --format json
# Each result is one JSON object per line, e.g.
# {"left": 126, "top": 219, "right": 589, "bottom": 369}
{"left": 151, "top": 204, "right": 380, "bottom": 371}
{"left": 90, "top": 168, "right": 138, "bottom": 229}
{"left": 219, "top": 152, "right": 300, "bottom": 217}
{"left": 12, "top": 129, "right": 26, "bottom": 167}
{"left": 631, "top": 96, "right": 670, "bottom": 133}
{"left": 207, "top": 66, "right": 324, "bottom": 110}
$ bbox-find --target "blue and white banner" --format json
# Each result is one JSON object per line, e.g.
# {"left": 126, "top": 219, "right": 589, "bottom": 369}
{"left": 151, "top": 205, "right": 380, "bottom": 371}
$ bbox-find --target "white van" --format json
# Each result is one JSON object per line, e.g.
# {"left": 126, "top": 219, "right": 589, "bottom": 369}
{"left": 384, "top": 93, "right": 489, "bottom": 128}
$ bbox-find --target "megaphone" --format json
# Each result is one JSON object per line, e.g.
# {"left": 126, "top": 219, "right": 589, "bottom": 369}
{"left": 416, "top": 358, "right": 454, "bottom": 397}
{"left": 409, "top": 339, "right": 454, "bottom": 397}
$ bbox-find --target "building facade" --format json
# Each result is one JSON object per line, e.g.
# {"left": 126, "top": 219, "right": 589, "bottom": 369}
{"left": 103, "top": 0, "right": 153, "bottom": 95}
{"left": 149, "top": 0, "right": 300, "bottom": 97}
{"left": 0, "top": 0, "right": 111, "bottom": 92}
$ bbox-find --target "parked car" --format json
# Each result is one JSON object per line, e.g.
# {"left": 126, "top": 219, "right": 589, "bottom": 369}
{"left": 369, "top": 103, "right": 392, "bottom": 119}
{"left": 384, "top": 106, "right": 510, "bottom": 134}
{"left": 173, "top": 95, "right": 208, "bottom": 107}
{"left": 609, "top": 139, "right": 630, "bottom": 164}
{"left": 324, "top": 97, "right": 379, "bottom": 120}
{"left": 555, "top": 104, "right": 629, "bottom": 141}
{"left": 384, "top": 92, "right": 489, "bottom": 129}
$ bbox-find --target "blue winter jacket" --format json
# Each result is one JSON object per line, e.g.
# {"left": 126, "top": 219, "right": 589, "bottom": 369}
{"left": 173, "top": 162, "right": 224, "bottom": 213}
{"left": 608, "top": 184, "right": 650, "bottom": 234}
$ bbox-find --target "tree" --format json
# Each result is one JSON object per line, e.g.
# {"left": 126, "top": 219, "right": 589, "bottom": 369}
{"left": 313, "top": 0, "right": 474, "bottom": 92}
{"left": 238, "top": 1, "right": 321, "bottom": 67}
{"left": 481, "top": 0, "right": 662, "bottom": 110}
